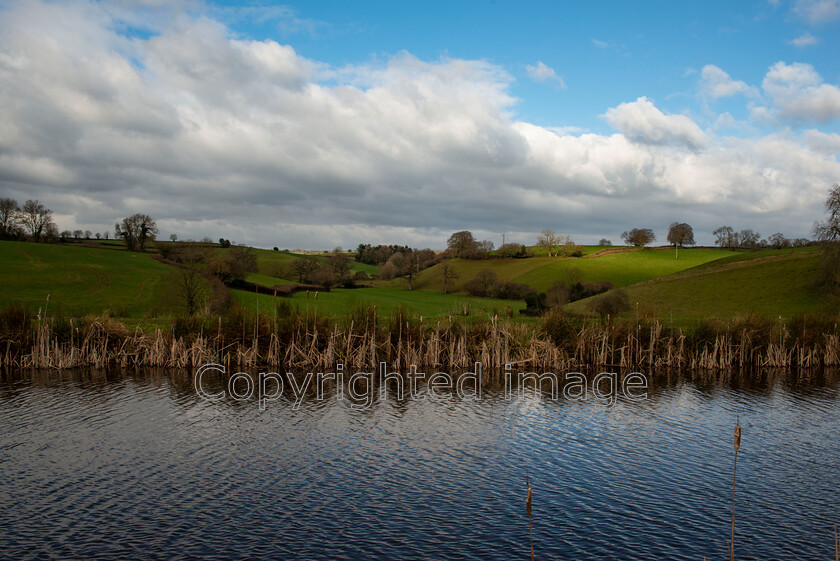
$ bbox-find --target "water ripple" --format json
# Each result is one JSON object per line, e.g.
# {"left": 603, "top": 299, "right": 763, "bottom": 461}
{"left": 0, "top": 369, "right": 838, "bottom": 560}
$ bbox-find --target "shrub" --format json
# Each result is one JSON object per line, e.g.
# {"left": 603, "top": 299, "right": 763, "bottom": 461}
{"left": 592, "top": 289, "right": 630, "bottom": 318}
{"left": 493, "top": 280, "right": 535, "bottom": 301}
{"left": 464, "top": 269, "right": 498, "bottom": 297}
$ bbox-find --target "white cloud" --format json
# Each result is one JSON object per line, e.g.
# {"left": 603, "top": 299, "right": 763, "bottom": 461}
{"left": 526, "top": 61, "right": 566, "bottom": 88}
{"left": 789, "top": 32, "right": 819, "bottom": 47}
{"left": 591, "top": 39, "right": 609, "bottom": 49}
{"left": 759, "top": 61, "right": 840, "bottom": 122}
{"left": 602, "top": 97, "right": 708, "bottom": 149}
{"left": 793, "top": 0, "right": 840, "bottom": 24}
{"left": 699, "top": 65, "right": 757, "bottom": 99}
{"left": 0, "top": 1, "right": 837, "bottom": 248}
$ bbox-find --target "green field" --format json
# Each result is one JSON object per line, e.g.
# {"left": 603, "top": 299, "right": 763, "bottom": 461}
{"left": 233, "top": 286, "right": 526, "bottom": 321}
{"left": 0, "top": 240, "right": 172, "bottom": 317}
{"left": 239, "top": 248, "right": 378, "bottom": 278}
{"left": 1, "top": 239, "right": 830, "bottom": 327}
{"left": 412, "top": 247, "right": 739, "bottom": 293}
{"left": 566, "top": 248, "right": 827, "bottom": 324}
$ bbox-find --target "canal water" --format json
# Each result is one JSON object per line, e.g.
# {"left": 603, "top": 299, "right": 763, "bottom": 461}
{"left": 1, "top": 368, "right": 838, "bottom": 560}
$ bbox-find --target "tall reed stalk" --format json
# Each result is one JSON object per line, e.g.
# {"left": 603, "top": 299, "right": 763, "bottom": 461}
{"left": 526, "top": 474, "right": 534, "bottom": 561}
{"left": 730, "top": 418, "right": 741, "bottom": 561}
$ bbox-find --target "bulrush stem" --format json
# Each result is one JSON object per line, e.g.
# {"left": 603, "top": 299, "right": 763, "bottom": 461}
{"left": 526, "top": 475, "right": 534, "bottom": 561}
{"left": 730, "top": 419, "right": 741, "bottom": 561}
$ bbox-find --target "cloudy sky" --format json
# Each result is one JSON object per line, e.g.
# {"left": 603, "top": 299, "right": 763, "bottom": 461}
{"left": 1, "top": 0, "right": 839, "bottom": 249}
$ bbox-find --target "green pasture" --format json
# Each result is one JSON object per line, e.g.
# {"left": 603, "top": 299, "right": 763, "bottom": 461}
{"left": 0, "top": 240, "right": 172, "bottom": 317}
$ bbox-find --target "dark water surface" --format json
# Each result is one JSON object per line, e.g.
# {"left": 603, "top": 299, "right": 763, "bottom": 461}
{"left": 1, "top": 368, "right": 838, "bottom": 560}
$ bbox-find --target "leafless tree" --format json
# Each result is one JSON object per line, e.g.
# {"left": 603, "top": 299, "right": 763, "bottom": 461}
{"left": 288, "top": 256, "right": 320, "bottom": 283}
{"left": 177, "top": 267, "right": 207, "bottom": 316}
{"left": 21, "top": 199, "right": 55, "bottom": 241}
{"left": 713, "top": 226, "right": 736, "bottom": 248}
{"left": 667, "top": 222, "right": 695, "bottom": 259}
{"left": 438, "top": 260, "right": 460, "bottom": 294}
{"left": 387, "top": 251, "right": 419, "bottom": 290}
{"left": 464, "top": 268, "right": 498, "bottom": 297}
{"left": 537, "top": 229, "right": 560, "bottom": 257}
{"left": 738, "top": 229, "right": 760, "bottom": 248}
{"left": 767, "top": 233, "right": 790, "bottom": 249}
{"left": 0, "top": 198, "right": 21, "bottom": 239}
{"left": 814, "top": 183, "right": 840, "bottom": 242}
{"left": 814, "top": 184, "right": 840, "bottom": 299}
{"left": 621, "top": 228, "right": 656, "bottom": 248}
{"left": 115, "top": 213, "right": 158, "bottom": 252}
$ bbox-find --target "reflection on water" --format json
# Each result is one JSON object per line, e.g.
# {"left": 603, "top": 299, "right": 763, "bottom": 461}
{"left": 1, "top": 367, "right": 838, "bottom": 560}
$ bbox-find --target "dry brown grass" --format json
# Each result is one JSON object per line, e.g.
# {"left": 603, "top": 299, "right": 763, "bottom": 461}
{"left": 3, "top": 307, "right": 840, "bottom": 371}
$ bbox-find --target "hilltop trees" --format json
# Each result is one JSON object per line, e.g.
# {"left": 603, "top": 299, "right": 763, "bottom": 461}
{"left": 496, "top": 242, "right": 527, "bottom": 258}
{"left": 667, "top": 222, "right": 695, "bottom": 259}
{"left": 713, "top": 226, "right": 762, "bottom": 249}
{"left": 621, "top": 228, "right": 655, "bottom": 248}
{"left": 446, "top": 231, "right": 493, "bottom": 259}
{"left": 447, "top": 231, "right": 476, "bottom": 257}
{"left": 115, "top": 213, "right": 158, "bottom": 252}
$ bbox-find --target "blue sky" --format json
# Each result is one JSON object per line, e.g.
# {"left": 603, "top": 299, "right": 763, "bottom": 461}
{"left": 1, "top": 0, "right": 839, "bottom": 248}
{"left": 215, "top": 0, "right": 840, "bottom": 134}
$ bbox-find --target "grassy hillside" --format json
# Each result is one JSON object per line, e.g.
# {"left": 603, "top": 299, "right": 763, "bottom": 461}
{"left": 233, "top": 287, "right": 526, "bottom": 321}
{"left": 413, "top": 247, "right": 739, "bottom": 293}
{"left": 0, "top": 240, "right": 173, "bottom": 317}
{"left": 2, "top": 239, "right": 826, "bottom": 327}
{"left": 566, "top": 248, "right": 827, "bottom": 324}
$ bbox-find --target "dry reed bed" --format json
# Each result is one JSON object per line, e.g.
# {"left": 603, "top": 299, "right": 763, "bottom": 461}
{"left": 3, "top": 311, "right": 840, "bottom": 371}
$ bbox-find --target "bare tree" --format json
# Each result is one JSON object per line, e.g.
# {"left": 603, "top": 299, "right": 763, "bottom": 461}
{"left": 0, "top": 198, "right": 20, "bottom": 239}
{"left": 387, "top": 250, "right": 420, "bottom": 290}
{"left": 814, "top": 183, "right": 840, "bottom": 242}
{"left": 814, "top": 184, "right": 840, "bottom": 299}
{"left": 667, "top": 222, "right": 695, "bottom": 259}
{"left": 21, "top": 199, "right": 55, "bottom": 241}
{"left": 713, "top": 226, "right": 736, "bottom": 248}
{"left": 115, "top": 213, "right": 158, "bottom": 252}
{"left": 224, "top": 245, "right": 258, "bottom": 281}
{"left": 288, "top": 256, "right": 320, "bottom": 283}
{"left": 178, "top": 267, "right": 207, "bottom": 316}
{"left": 537, "top": 229, "right": 560, "bottom": 257}
{"left": 621, "top": 228, "right": 656, "bottom": 248}
{"left": 767, "top": 233, "right": 790, "bottom": 249}
{"left": 438, "top": 260, "right": 460, "bottom": 294}
{"left": 738, "top": 229, "right": 760, "bottom": 248}
{"left": 464, "top": 268, "right": 498, "bottom": 297}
